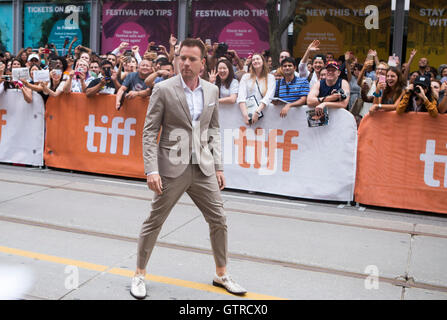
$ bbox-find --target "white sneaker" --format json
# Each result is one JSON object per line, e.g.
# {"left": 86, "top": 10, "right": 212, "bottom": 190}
{"left": 130, "top": 275, "right": 146, "bottom": 299}
{"left": 213, "top": 274, "right": 247, "bottom": 295}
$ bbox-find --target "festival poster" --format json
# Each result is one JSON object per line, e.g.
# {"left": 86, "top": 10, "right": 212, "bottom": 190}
{"left": 23, "top": 2, "right": 90, "bottom": 50}
{"left": 102, "top": 1, "right": 178, "bottom": 56}
{"left": 190, "top": 0, "right": 269, "bottom": 58}
{"left": 406, "top": 0, "right": 447, "bottom": 71}
{"left": 293, "top": 1, "right": 391, "bottom": 63}
{"left": 0, "top": 2, "right": 13, "bottom": 53}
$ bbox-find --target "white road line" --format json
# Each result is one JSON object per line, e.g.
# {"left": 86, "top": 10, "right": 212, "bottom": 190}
{"left": 222, "top": 194, "right": 307, "bottom": 207}
{"left": 94, "top": 179, "right": 147, "bottom": 188}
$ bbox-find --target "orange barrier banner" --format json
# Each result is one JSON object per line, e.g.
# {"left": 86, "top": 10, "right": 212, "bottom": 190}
{"left": 45, "top": 94, "right": 148, "bottom": 179}
{"left": 355, "top": 112, "right": 447, "bottom": 214}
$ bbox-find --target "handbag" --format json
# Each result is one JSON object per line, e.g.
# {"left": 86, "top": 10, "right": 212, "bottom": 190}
{"left": 350, "top": 97, "right": 364, "bottom": 116}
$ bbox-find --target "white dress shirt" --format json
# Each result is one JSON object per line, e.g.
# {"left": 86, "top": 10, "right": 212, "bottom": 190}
{"left": 180, "top": 75, "right": 204, "bottom": 122}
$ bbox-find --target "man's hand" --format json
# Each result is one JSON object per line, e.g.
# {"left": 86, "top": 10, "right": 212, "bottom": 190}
{"left": 126, "top": 91, "right": 139, "bottom": 99}
{"left": 208, "top": 69, "right": 217, "bottom": 84}
{"left": 216, "top": 171, "right": 225, "bottom": 190}
{"left": 169, "top": 34, "right": 177, "bottom": 47}
{"left": 315, "top": 103, "right": 325, "bottom": 116}
{"left": 280, "top": 104, "right": 292, "bottom": 118}
{"left": 147, "top": 174, "right": 163, "bottom": 195}
{"left": 306, "top": 40, "right": 320, "bottom": 53}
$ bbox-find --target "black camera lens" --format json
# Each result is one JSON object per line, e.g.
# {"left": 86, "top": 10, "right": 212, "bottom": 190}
{"left": 414, "top": 87, "right": 421, "bottom": 94}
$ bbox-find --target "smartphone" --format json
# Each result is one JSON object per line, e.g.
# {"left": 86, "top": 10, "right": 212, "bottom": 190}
{"left": 205, "top": 39, "right": 211, "bottom": 46}
{"left": 44, "top": 48, "right": 50, "bottom": 54}
{"left": 366, "top": 54, "right": 374, "bottom": 62}
{"left": 124, "top": 49, "right": 133, "bottom": 56}
{"left": 378, "top": 75, "right": 386, "bottom": 83}
{"left": 388, "top": 54, "right": 397, "bottom": 67}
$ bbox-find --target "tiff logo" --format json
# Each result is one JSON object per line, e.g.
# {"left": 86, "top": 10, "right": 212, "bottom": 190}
{"left": 420, "top": 140, "right": 447, "bottom": 188}
{"left": 232, "top": 127, "right": 298, "bottom": 174}
{"left": 84, "top": 115, "right": 136, "bottom": 155}
{"left": 0, "top": 109, "right": 6, "bottom": 141}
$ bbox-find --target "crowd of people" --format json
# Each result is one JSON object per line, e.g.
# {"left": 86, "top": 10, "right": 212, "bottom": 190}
{"left": 1, "top": 35, "right": 446, "bottom": 126}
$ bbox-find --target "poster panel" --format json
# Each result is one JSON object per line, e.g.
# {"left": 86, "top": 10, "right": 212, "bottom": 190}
{"left": 102, "top": 0, "right": 178, "bottom": 56}
{"left": 406, "top": 0, "right": 447, "bottom": 73}
{"left": 0, "top": 2, "right": 13, "bottom": 53}
{"left": 23, "top": 2, "right": 91, "bottom": 50}
{"left": 190, "top": 0, "right": 269, "bottom": 57}
{"left": 293, "top": 1, "right": 391, "bottom": 63}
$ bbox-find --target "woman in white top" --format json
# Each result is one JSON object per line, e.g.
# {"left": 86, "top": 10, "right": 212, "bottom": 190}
{"left": 237, "top": 53, "right": 275, "bottom": 125}
{"left": 212, "top": 59, "right": 239, "bottom": 104}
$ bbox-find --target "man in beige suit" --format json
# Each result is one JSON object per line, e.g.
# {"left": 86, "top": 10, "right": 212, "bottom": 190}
{"left": 130, "top": 39, "right": 246, "bottom": 299}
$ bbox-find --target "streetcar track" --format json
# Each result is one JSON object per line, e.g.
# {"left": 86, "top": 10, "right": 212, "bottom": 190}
{"left": 1, "top": 177, "right": 447, "bottom": 239}
{"left": 1, "top": 214, "right": 447, "bottom": 295}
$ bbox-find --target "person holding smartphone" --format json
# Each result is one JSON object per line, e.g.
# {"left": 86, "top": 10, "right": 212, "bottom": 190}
{"left": 369, "top": 66, "right": 405, "bottom": 114}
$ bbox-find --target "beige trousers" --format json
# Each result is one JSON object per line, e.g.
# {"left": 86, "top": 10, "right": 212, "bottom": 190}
{"left": 137, "top": 164, "right": 228, "bottom": 270}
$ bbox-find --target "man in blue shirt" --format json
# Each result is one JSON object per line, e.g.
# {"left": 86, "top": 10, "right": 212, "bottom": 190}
{"left": 272, "top": 57, "right": 310, "bottom": 117}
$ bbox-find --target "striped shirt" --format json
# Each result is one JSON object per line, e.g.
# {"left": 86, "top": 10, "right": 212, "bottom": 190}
{"left": 274, "top": 76, "right": 310, "bottom": 103}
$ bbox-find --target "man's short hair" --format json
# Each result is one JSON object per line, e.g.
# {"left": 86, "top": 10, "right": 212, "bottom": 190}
{"left": 180, "top": 38, "right": 206, "bottom": 59}
{"left": 100, "top": 59, "right": 112, "bottom": 68}
{"left": 155, "top": 57, "right": 170, "bottom": 66}
{"left": 280, "top": 57, "right": 296, "bottom": 67}
{"left": 312, "top": 54, "right": 326, "bottom": 64}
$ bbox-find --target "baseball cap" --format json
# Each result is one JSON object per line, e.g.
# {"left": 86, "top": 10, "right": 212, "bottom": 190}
{"left": 27, "top": 53, "right": 40, "bottom": 62}
{"left": 414, "top": 74, "right": 431, "bottom": 88}
{"left": 326, "top": 60, "right": 340, "bottom": 70}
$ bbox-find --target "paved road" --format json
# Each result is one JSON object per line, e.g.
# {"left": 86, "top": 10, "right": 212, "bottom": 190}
{"left": 0, "top": 163, "right": 446, "bottom": 300}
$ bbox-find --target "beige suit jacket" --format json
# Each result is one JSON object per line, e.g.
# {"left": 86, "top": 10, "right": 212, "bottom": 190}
{"left": 142, "top": 75, "right": 223, "bottom": 178}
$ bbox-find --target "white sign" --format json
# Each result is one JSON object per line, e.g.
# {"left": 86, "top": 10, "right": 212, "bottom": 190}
{"left": 12, "top": 68, "right": 30, "bottom": 81}
{"left": 219, "top": 103, "right": 358, "bottom": 201}
{"left": 33, "top": 69, "right": 50, "bottom": 83}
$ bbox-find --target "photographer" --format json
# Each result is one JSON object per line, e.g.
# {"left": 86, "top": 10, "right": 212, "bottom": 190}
{"left": 307, "top": 61, "right": 350, "bottom": 117}
{"left": 86, "top": 60, "right": 120, "bottom": 97}
{"left": 396, "top": 74, "right": 438, "bottom": 117}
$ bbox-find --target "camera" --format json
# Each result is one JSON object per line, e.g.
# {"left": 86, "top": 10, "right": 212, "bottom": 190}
{"left": 215, "top": 42, "right": 228, "bottom": 58}
{"left": 414, "top": 86, "right": 421, "bottom": 94}
{"left": 1, "top": 75, "right": 12, "bottom": 82}
{"left": 334, "top": 88, "right": 347, "bottom": 100}
{"left": 150, "top": 45, "right": 160, "bottom": 52}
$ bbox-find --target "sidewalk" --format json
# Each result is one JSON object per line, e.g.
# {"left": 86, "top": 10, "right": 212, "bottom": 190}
{"left": 0, "top": 164, "right": 446, "bottom": 300}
